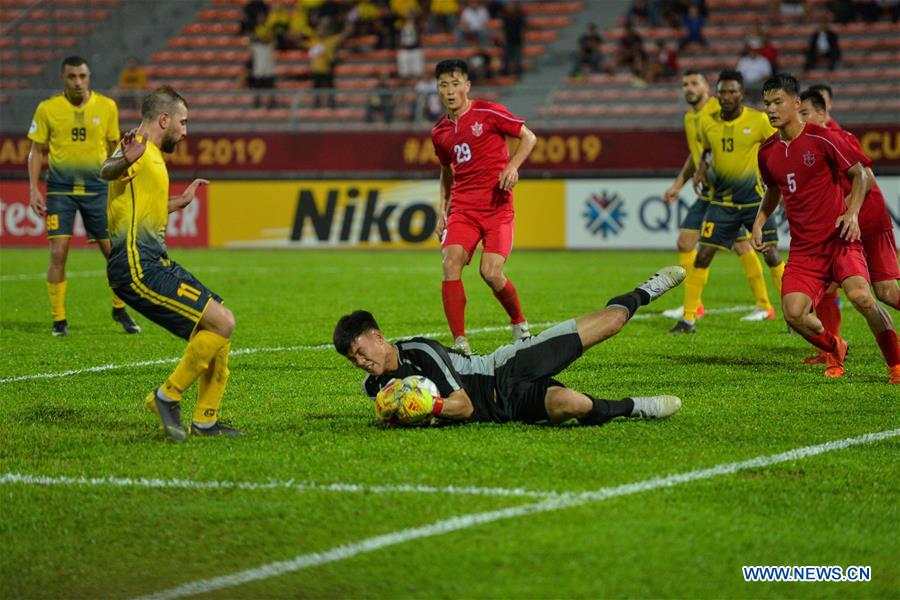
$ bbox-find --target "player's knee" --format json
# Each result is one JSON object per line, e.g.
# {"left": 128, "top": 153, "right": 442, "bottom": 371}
{"left": 873, "top": 282, "right": 899, "bottom": 306}
{"left": 547, "top": 390, "right": 589, "bottom": 421}
{"left": 675, "top": 235, "right": 695, "bottom": 253}
{"left": 763, "top": 247, "right": 781, "bottom": 266}
{"left": 479, "top": 264, "right": 503, "bottom": 287}
{"left": 694, "top": 250, "right": 714, "bottom": 269}
{"left": 442, "top": 256, "right": 465, "bottom": 278}
{"left": 845, "top": 288, "right": 875, "bottom": 312}
{"left": 221, "top": 308, "right": 236, "bottom": 337}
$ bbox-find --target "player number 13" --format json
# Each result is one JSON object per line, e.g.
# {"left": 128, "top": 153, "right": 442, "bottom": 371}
{"left": 786, "top": 172, "right": 797, "bottom": 192}
{"left": 454, "top": 143, "right": 472, "bottom": 164}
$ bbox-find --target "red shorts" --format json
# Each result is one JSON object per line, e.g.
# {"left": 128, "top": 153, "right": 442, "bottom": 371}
{"left": 862, "top": 229, "right": 900, "bottom": 283}
{"left": 782, "top": 240, "right": 870, "bottom": 306}
{"left": 441, "top": 208, "right": 514, "bottom": 262}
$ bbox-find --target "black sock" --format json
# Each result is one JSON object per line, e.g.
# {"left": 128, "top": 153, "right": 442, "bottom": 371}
{"left": 578, "top": 395, "right": 635, "bottom": 426}
{"left": 633, "top": 287, "right": 651, "bottom": 305}
{"left": 605, "top": 291, "right": 644, "bottom": 320}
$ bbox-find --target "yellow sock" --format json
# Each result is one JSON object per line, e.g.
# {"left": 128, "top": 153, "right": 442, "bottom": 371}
{"left": 47, "top": 280, "right": 67, "bottom": 321}
{"left": 161, "top": 330, "right": 229, "bottom": 402}
{"left": 678, "top": 249, "right": 697, "bottom": 274}
{"left": 111, "top": 289, "right": 126, "bottom": 309}
{"left": 769, "top": 261, "right": 785, "bottom": 298}
{"left": 683, "top": 266, "right": 709, "bottom": 321}
{"left": 194, "top": 341, "right": 231, "bottom": 424}
{"left": 740, "top": 251, "right": 771, "bottom": 310}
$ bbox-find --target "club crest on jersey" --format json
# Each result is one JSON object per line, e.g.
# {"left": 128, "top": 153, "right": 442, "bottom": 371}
{"left": 471, "top": 121, "right": 484, "bottom": 137}
{"left": 803, "top": 151, "right": 816, "bottom": 167}
{"left": 92, "top": 116, "right": 101, "bottom": 125}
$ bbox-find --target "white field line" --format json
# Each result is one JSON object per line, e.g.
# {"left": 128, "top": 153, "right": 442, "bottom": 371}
{"left": 0, "top": 305, "right": 755, "bottom": 385}
{"left": 0, "top": 472, "right": 556, "bottom": 499}
{"left": 136, "top": 427, "right": 900, "bottom": 600}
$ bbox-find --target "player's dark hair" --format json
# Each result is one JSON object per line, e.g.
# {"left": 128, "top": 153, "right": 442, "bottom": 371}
{"left": 800, "top": 90, "right": 827, "bottom": 112}
{"left": 762, "top": 73, "right": 801, "bottom": 97}
{"left": 435, "top": 59, "right": 468, "bottom": 80}
{"left": 808, "top": 83, "right": 833, "bottom": 102}
{"left": 682, "top": 69, "right": 706, "bottom": 80}
{"left": 333, "top": 310, "right": 381, "bottom": 356}
{"left": 141, "top": 85, "right": 188, "bottom": 120}
{"left": 60, "top": 56, "right": 89, "bottom": 72}
{"left": 716, "top": 69, "right": 743, "bottom": 88}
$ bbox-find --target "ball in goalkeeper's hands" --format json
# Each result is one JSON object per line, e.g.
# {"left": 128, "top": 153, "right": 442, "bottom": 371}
{"left": 374, "top": 375, "right": 442, "bottom": 424}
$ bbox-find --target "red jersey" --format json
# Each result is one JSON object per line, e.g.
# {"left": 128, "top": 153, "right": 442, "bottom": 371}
{"left": 758, "top": 122, "right": 863, "bottom": 255}
{"left": 837, "top": 130, "right": 893, "bottom": 235}
{"left": 825, "top": 118, "right": 843, "bottom": 132}
{"left": 431, "top": 99, "right": 525, "bottom": 213}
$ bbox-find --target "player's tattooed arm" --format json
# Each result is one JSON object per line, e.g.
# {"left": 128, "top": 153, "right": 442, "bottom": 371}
{"left": 499, "top": 124, "right": 536, "bottom": 191}
{"left": 100, "top": 129, "right": 146, "bottom": 180}
{"left": 664, "top": 154, "right": 695, "bottom": 203}
{"left": 752, "top": 185, "right": 781, "bottom": 251}
{"left": 836, "top": 162, "right": 867, "bottom": 242}
{"left": 169, "top": 178, "right": 209, "bottom": 213}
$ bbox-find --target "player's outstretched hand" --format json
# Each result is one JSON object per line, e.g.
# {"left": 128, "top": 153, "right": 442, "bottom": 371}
{"left": 29, "top": 186, "right": 46, "bottom": 218}
{"left": 120, "top": 129, "right": 146, "bottom": 164}
{"left": 498, "top": 165, "right": 519, "bottom": 191}
{"left": 691, "top": 170, "right": 707, "bottom": 197}
{"left": 750, "top": 224, "right": 766, "bottom": 251}
{"left": 835, "top": 212, "right": 861, "bottom": 242}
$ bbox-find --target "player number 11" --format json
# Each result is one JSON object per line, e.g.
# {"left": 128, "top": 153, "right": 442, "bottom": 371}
{"left": 787, "top": 172, "right": 796, "bottom": 192}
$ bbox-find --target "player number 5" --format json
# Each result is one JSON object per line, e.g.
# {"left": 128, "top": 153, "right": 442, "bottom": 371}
{"left": 787, "top": 172, "right": 796, "bottom": 193}
{"left": 454, "top": 143, "right": 472, "bottom": 164}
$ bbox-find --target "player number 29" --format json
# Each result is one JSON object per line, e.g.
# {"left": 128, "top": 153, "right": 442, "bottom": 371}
{"left": 787, "top": 172, "right": 796, "bottom": 193}
{"left": 454, "top": 143, "right": 472, "bottom": 164}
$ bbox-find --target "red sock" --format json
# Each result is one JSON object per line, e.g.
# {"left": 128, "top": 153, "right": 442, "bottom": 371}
{"left": 875, "top": 330, "right": 900, "bottom": 367}
{"left": 441, "top": 279, "right": 466, "bottom": 339}
{"left": 804, "top": 330, "right": 838, "bottom": 353}
{"left": 493, "top": 279, "right": 525, "bottom": 325}
{"left": 815, "top": 291, "right": 841, "bottom": 337}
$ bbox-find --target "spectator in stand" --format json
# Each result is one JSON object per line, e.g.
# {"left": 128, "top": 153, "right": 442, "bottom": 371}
{"left": 501, "top": 1, "right": 525, "bottom": 76}
{"left": 391, "top": 0, "right": 421, "bottom": 22}
{"left": 748, "top": 20, "right": 779, "bottom": 72}
{"left": 610, "top": 19, "right": 649, "bottom": 83}
{"left": 487, "top": 0, "right": 506, "bottom": 18}
{"left": 308, "top": 18, "right": 352, "bottom": 108}
{"left": 458, "top": 0, "right": 491, "bottom": 47}
{"left": 429, "top": 0, "right": 459, "bottom": 33}
{"left": 397, "top": 9, "right": 424, "bottom": 79}
{"left": 628, "top": 0, "right": 662, "bottom": 26}
{"left": 769, "top": 0, "right": 811, "bottom": 23}
{"left": 804, "top": 16, "right": 841, "bottom": 71}
{"left": 300, "top": 0, "right": 327, "bottom": 24}
{"left": 854, "top": 0, "right": 890, "bottom": 22}
{"left": 263, "top": 0, "right": 293, "bottom": 50}
{"left": 468, "top": 47, "right": 494, "bottom": 82}
{"left": 736, "top": 39, "right": 773, "bottom": 96}
{"left": 678, "top": 3, "right": 707, "bottom": 50}
{"left": 412, "top": 75, "right": 443, "bottom": 121}
{"left": 240, "top": 0, "right": 269, "bottom": 35}
{"left": 117, "top": 57, "right": 146, "bottom": 110}
{"left": 248, "top": 27, "right": 278, "bottom": 109}
{"left": 366, "top": 74, "right": 396, "bottom": 122}
{"left": 287, "top": 3, "right": 315, "bottom": 48}
{"left": 374, "top": 0, "right": 398, "bottom": 49}
{"left": 656, "top": 41, "right": 679, "bottom": 80}
{"left": 570, "top": 22, "right": 602, "bottom": 76}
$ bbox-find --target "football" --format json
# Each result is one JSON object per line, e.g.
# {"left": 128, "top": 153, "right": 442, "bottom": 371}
{"left": 374, "top": 375, "right": 441, "bottom": 423}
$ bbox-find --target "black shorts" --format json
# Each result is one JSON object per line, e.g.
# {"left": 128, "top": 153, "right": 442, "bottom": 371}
{"left": 700, "top": 203, "right": 778, "bottom": 251}
{"left": 112, "top": 258, "right": 221, "bottom": 340}
{"left": 46, "top": 192, "right": 108, "bottom": 242}
{"left": 679, "top": 197, "right": 709, "bottom": 232}
{"left": 489, "top": 319, "right": 583, "bottom": 423}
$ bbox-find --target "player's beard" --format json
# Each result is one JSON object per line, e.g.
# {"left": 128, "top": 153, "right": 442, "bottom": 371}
{"left": 160, "top": 129, "right": 181, "bottom": 153}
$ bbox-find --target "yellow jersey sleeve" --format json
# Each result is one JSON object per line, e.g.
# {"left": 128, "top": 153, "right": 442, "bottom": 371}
{"left": 27, "top": 101, "right": 50, "bottom": 145}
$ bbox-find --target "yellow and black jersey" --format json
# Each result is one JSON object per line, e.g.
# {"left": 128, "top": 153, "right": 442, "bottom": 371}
{"left": 107, "top": 136, "right": 170, "bottom": 286}
{"left": 27, "top": 92, "right": 119, "bottom": 195}
{"left": 699, "top": 105, "right": 776, "bottom": 207}
{"left": 684, "top": 97, "right": 719, "bottom": 201}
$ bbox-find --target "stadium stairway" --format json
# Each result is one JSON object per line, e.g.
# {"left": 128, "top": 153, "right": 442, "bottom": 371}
{"left": 536, "top": 0, "right": 900, "bottom": 128}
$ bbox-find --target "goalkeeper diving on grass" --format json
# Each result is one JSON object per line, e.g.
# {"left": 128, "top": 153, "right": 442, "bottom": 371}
{"left": 334, "top": 266, "right": 687, "bottom": 425}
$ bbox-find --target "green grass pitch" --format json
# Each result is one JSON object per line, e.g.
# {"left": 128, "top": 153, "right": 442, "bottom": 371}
{"left": 1, "top": 247, "right": 898, "bottom": 598}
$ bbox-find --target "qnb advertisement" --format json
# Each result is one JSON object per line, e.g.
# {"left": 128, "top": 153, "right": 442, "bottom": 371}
{"left": 565, "top": 178, "right": 900, "bottom": 250}
{"left": 0, "top": 181, "right": 208, "bottom": 248}
{"left": 208, "top": 180, "right": 565, "bottom": 249}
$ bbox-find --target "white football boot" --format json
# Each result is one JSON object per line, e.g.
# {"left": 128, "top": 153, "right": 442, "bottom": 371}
{"left": 511, "top": 321, "right": 531, "bottom": 342}
{"left": 637, "top": 266, "right": 687, "bottom": 302}
{"left": 630, "top": 395, "right": 682, "bottom": 419}
{"left": 740, "top": 306, "right": 775, "bottom": 321}
{"left": 452, "top": 336, "right": 473, "bottom": 356}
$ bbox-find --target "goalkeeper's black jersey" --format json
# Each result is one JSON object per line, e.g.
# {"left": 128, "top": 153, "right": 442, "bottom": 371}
{"left": 362, "top": 337, "right": 502, "bottom": 422}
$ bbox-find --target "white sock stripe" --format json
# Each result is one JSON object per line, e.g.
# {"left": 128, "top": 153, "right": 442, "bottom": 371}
{"left": 133, "top": 427, "right": 900, "bottom": 600}
{"left": 0, "top": 306, "right": 755, "bottom": 385}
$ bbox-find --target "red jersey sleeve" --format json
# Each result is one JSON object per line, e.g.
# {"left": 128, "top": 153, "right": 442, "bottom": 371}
{"left": 812, "top": 128, "right": 858, "bottom": 174}
{"left": 840, "top": 131, "right": 872, "bottom": 168}
{"left": 482, "top": 102, "right": 525, "bottom": 138}
{"left": 431, "top": 130, "right": 451, "bottom": 166}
